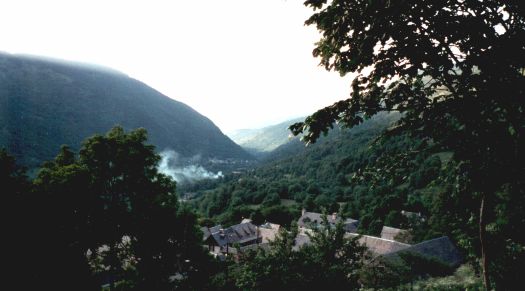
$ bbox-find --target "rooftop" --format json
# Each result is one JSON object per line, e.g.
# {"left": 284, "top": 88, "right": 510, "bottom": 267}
{"left": 298, "top": 211, "right": 359, "bottom": 232}
{"left": 386, "top": 236, "right": 463, "bottom": 267}
{"left": 206, "top": 222, "right": 259, "bottom": 247}
{"left": 345, "top": 233, "right": 411, "bottom": 255}
{"left": 380, "top": 226, "right": 409, "bottom": 241}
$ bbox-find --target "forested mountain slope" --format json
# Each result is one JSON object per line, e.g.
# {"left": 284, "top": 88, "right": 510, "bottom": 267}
{"left": 0, "top": 53, "right": 251, "bottom": 169}
{"left": 187, "top": 112, "right": 420, "bottom": 227}
{"left": 227, "top": 117, "right": 304, "bottom": 157}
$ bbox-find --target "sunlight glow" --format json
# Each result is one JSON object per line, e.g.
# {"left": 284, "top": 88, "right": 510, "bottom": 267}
{"left": 0, "top": 0, "right": 352, "bottom": 132}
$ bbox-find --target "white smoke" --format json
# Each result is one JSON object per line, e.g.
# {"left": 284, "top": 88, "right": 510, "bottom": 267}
{"left": 158, "top": 150, "right": 223, "bottom": 184}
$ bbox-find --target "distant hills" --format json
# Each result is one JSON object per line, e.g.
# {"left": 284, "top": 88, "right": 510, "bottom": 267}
{"left": 227, "top": 117, "right": 304, "bottom": 157}
{"left": 227, "top": 114, "right": 401, "bottom": 160}
{"left": 0, "top": 53, "right": 252, "bottom": 169}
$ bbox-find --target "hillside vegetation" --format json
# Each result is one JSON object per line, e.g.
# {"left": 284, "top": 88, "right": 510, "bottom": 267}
{"left": 227, "top": 117, "right": 304, "bottom": 158}
{"left": 188, "top": 112, "right": 407, "bottom": 227}
{"left": 189, "top": 109, "right": 523, "bottom": 289}
{"left": 0, "top": 53, "right": 251, "bottom": 169}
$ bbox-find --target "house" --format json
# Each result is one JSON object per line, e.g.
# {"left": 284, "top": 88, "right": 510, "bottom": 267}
{"left": 345, "top": 233, "right": 412, "bottom": 256}
{"left": 201, "top": 225, "right": 222, "bottom": 241}
{"left": 204, "top": 222, "right": 262, "bottom": 255}
{"left": 385, "top": 236, "right": 463, "bottom": 267}
{"left": 293, "top": 231, "right": 411, "bottom": 256}
{"left": 258, "top": 222, "right": 281, "bottom": 243}
{"left": 380, "top": 226, "right": 410, "bottom": 242}
{"left": 298, "top": 209, "right": 359, "bottom": 233}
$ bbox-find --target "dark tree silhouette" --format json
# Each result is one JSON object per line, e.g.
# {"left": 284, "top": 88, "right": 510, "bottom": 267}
{"left": 291, "top": 1, "right": 525, "bottom": 289}
{"left": 7, "top": 127, "right": 209, "bottom": 290}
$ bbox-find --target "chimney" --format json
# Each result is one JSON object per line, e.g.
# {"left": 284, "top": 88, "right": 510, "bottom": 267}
{"left": 301, "top": 208, "right": 306, "bottom": 216}
{"left": 332, "top": 212, "right": 337, "bottom": 221}
{"left": 219, "top": 228, "right": 225, "bottom": 238}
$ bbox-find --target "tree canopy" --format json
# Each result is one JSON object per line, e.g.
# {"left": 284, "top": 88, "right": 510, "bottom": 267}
{"left": 7, "top": 127, "right": 211, "bottom": 290}
{"left": 291, "top": 1, "right": 525, "bottom": 289}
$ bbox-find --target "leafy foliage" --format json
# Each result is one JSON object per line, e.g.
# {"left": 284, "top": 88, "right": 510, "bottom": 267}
{"left": 192, "top": 113, "right": 454, "bottom": 239}
{"left": 289, "top": 1, "right": 525, "bottom": 289}
{"left": 6, "top": 127, "right": 212, "bottom": 290}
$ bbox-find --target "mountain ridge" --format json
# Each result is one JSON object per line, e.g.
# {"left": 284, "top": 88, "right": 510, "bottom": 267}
{"left": 0, "top": 53, "right": 252, "bottom": 168}
{"left": 227, "top": 117, "right": 305, "bottom": 157}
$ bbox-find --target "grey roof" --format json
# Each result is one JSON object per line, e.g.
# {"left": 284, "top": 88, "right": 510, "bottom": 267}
{"left": 209, "top": 225, "right": 223, "bottom": 233}
{"left": 345, "top": 233, "right": 411, "bottom": 255}
{"left": 201, "top": 227, "right": 210, "bottom": 241}
{"left": 386, "top": 236, "right": 463, "bottom": 267}
{"left": 344, "top": 221, "right": 359, "bottom": 233}
{"left": 207, "top": 222, "right": 259, "bottom": 247}
{"left": 298, "top": 212, "right": 359, "bottom": 231}
{"left": 294, "top": 231, "right": 409, "bottom": 255}
{"left": 201, "top": 225, "right": 222, "bottom": 241}
{"left": 380, "top": 226, "right": 408, "bottom": 241}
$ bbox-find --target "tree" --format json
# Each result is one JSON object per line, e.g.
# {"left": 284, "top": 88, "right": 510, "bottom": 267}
{"left": 227, "top": 219, "right": 365, "bottom": 290}
{"left": 78, "top": 126, "right": 211, "bottom": 289}
{"left": 19, "top": 127, "right": 209, "bottom": 290}
{"left": 0, "top": 148, "right": 29, "bottom": 197}
{"left": 291, "top": 1, "right": 525, "bottom": 289}
{"left": 261, "top": 192, "right": 281, "bottom": 207}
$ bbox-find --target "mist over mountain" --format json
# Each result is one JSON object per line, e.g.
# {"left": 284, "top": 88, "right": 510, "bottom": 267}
{"left": 0, "top": 53, "right": 252, "bottom": 169}
{"left": 227, "top": 117, "right": 304, "bottom": 157}
{"left": 227, "top": 113, "right": 401, "bottom": 161}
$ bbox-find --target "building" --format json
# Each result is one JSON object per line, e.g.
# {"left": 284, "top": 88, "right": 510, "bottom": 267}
{"left": 297, "top": 209, "right": 359, "bottom": 233}
{"left": 203, "top": 222, "right": 262, "bottom": 255}
{"left": 380, "top": 226, "right": 410, "bottom": 242}
{"left": 258, "top": 222, "right": 281, "bottom": 243}
{"left": 201, "top": 225, "right": 222, "bottom": 241}
{"left": 385, "top": 236, "right": 463, "bottom": 267}
{"left": 345, "top": 233, "right": 412, "bottom": 255}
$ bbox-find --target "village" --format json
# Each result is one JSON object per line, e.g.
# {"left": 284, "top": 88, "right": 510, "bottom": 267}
{"left": 201, "top": 209, "right": 463, "bottom": 267}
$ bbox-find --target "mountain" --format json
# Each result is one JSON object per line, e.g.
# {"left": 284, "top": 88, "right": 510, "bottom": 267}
{"left": 227, "top": 113, "right": 402, "bottom": 161}
{"left": 227, "top": 117, "right": 304, "bottom": 157}
{"left": 263, "top": 112, "right": 402, "bottom": 162}
{"left": 0, "top": 53, "right": 252, "bottom": 169}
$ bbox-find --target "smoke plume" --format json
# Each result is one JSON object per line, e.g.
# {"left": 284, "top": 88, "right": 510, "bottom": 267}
{"left": 158, "top": 150, "right": 223, "bottom": 184}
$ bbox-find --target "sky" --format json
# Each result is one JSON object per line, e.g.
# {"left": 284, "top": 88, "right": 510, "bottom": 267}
{"left": 0, "top": 0, "right": 353, "bottom": 132}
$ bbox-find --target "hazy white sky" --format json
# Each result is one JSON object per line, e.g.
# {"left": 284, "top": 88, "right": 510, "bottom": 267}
{"left": 0, "top": 0, "right": 352, "bottom": 132}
